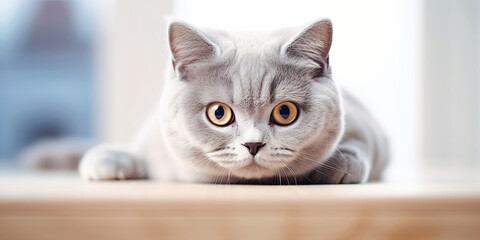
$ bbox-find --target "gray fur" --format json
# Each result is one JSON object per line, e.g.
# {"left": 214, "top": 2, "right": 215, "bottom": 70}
{"left": 79, "top": 19, "right": 389, "bottom": 184}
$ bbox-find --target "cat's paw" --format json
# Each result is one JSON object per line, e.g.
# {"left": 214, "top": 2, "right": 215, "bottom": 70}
{"left": 79, "top": 146, "right": 146, "bottom": 180}
{"left": 309, "top": 148, "right": 369, "bottom": 184}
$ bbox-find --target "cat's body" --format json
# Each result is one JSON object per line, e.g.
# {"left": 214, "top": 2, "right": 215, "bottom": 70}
{"left": 79, "top": 20, "right": 389, "bottom": 184}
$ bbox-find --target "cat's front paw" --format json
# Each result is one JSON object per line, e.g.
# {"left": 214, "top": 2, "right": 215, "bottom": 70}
{"left": 324, "top": 149, "right": 369, "bottom": 184}
{"left": 79, "top": 146, "right": 146, "bottom": 180}
{"left": 308, "top": 148, "right": 369, "bottom": 184}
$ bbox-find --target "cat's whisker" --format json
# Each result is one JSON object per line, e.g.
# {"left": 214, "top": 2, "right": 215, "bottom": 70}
{"left": 320, "top": 164, "right": 358, "bottom": 181}
{"left": 188, "top": 158, "right": 214, "bottom": 174}
{"left": 288, "top": 163, "right": 313, "bottom": 184}
{"left": 207, "top": 146, "right": 236, "bottom": 154}
{"left": 317, "top": 160, "right": 360, "bottom": 182}
{"left": 281, "top": 162, "right": 297, "bottom": 185}
{"left": 277, "top": 170, "right": 282, "bottom": 185}
{"left": 214, "top": 171, "right": 221, "bottom": 184}
{"left": 176, "top": 156, "right": 217, "bottom": 183}
{"left": 217, "top": 170, "right": 223, "bottom": 184}
{"left": 194, "top": 159, "right": 224, "bottom": 183}
{"left": 271, "top": 147, "right": 295, "bottom": 153}
{"left": 299, "top": 156, "right": 345, "bottom": 173}
{"left": 209, "top": 153, "right": 238, "bottom": 158}
{"left": 218, "top": 168, "right": 226, "bottom": 184}
{"left": 270, "top": 156, "right": 307, "bottom": 185}
{"left": 207, "top": 173, "right": 216, "bottom": 184}
{"left": 332, "top": 149, "right": 354, "bottom": 170}
{"left": 227, "top": 169, "right": 232, "bottom": 185}
{"left": 220, "top": 168, "right": 228, "bottom": 185}
{"left": 280, "top": 167, "right": 291, "bottom": 185}
{"left": 133, "top": 167, "right": 150, "bottom": 180}
{"left": 296, "top": 159, "right": 329, "bottom": 178}
{"left": 298, "top": 157, "right": 359, "bottom": 182}
{"left": 195, "top": 157, "right": 222, "bottom": 183}
{"left": 298, "top": 153, "right": 352, "bottom": 176}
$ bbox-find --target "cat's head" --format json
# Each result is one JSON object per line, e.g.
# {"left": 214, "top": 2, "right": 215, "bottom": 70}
{"left": 164, "top": 20, "right": 344, "bottom": 180}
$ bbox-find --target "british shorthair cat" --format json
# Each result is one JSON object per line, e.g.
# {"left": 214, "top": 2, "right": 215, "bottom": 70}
{"left": 79, "top": 19, "right": 389, "bottom": 184}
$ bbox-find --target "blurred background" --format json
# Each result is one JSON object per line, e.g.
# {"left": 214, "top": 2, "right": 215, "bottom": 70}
{"left": 0, "top": 0, "right": 478, "bottom": 182}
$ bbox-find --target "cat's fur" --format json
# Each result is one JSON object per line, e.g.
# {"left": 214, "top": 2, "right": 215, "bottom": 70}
{"left": 79, "top": 19, "right": 389, "bottom": 184}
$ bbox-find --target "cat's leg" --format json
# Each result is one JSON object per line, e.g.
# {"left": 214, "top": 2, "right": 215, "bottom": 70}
{"left": 308, "top": 142, "right": 370, "bottom": 184}
{"left": 79, "top": 145, "right": 148, "bottom": 180}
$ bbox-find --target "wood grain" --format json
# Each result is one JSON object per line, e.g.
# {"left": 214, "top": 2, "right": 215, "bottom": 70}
{"left": 1, "top": 173, "right": 479, "bottom": 240}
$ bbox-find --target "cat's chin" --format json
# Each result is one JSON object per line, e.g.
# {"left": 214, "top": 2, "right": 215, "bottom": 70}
{"left": 230, "top": 163, "right": 280, "bottom": 179}
{"left": 214, "top": 155, "right": 295, "bottom": 179}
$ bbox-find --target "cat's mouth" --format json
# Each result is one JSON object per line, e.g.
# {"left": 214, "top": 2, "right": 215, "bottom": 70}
{"left": 206, "top": 146, "right": 297, "bottom": 178}
{"left": 231, "top": 160, "right": 286, "bottom": 179}
{"left": 215, "top": 156, "right": 258, "bottom": 169}
{"left": 214, "top": 155, "right": 293, "bottom": 179}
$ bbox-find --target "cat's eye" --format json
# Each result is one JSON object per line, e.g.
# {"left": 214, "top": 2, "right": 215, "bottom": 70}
{"left": 207, "top": 102, "right": 234, "bottom": 126}
{"left": 271, "top": 101, "right": 298, "bottom": 126}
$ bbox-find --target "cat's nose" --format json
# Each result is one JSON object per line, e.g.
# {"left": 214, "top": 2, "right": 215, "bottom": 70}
{"left": 242, "top": 142, "right": 265, "bottom": 156}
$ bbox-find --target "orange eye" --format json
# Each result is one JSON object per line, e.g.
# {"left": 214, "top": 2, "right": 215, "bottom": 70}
{"left": 207, "top": 102, "right": 234, "bottom": 126}
{"left": 271, "top": 101, "right": 298, "bottom": 125}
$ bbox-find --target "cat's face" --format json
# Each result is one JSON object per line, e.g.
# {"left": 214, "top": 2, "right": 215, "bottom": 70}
{"left": 164, "top": 20, "right": 344, "bottom": 180}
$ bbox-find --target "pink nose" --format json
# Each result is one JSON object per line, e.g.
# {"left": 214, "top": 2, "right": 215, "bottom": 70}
{"left": 242, "top": 142, "right": 265, "bottom": 156}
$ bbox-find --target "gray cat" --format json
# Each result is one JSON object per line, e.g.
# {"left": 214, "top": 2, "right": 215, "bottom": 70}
{"left": 79, "top": 19, "right": 389, "bottom": 184}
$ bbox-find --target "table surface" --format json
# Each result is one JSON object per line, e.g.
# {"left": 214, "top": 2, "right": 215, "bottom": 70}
{"left": 1, "top": 171, "right": 480, "bottom": 240}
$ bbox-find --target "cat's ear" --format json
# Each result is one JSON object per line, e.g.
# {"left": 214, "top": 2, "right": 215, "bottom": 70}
{"left": 283, "top": 19, "right": 333, "bottom": 77}
{"left": 168, "top": 21, "right": 216, "bottom": 78}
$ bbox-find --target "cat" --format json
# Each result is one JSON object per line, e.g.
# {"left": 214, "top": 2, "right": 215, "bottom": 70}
{"left": 79, "top": 19, "right": 389, "bottom": 184}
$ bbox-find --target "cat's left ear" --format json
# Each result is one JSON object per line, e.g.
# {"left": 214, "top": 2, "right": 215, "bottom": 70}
{"left": 168, "top": 21, "right": 217, "bottom": 79}
{"left": 283, "top": 19, "right": 333, "bottom": 77}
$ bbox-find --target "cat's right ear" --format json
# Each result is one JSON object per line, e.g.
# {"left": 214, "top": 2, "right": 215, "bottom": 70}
{"left": 168, "top": 21, "right": 217, "bottom": 79}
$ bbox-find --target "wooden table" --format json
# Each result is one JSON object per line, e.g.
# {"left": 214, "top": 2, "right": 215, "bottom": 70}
{"left": 1, "top": 172, "right": 479, "bottom": 240}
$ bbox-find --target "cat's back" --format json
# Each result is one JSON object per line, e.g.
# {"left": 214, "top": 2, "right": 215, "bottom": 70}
{"left": 340, "top": 88, "right": 389, "bottom": 180}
